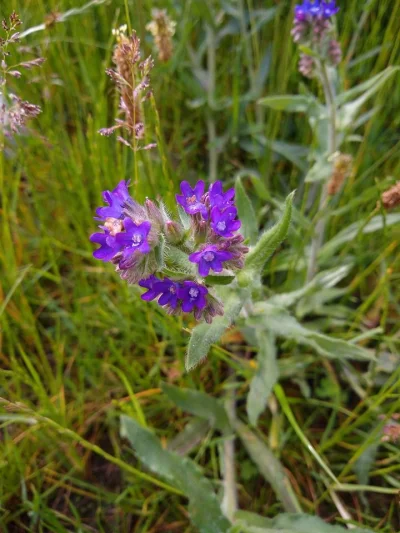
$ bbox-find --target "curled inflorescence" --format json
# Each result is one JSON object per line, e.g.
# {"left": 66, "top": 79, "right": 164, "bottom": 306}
{"left": 90, "top": 180, "right": 248, "bottom": 323}
{"left": 292, "top": 1, "right": 341, "bottom": 78}
{"left": 99, "top": 27, "right": 155, "bottom": 151}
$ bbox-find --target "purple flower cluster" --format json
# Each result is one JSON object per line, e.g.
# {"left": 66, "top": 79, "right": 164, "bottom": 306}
{"left": 294, "top": 0, "right": 339, "bottom": 21}
{"left": 176, "top": 180, "right": 245, "bottom": 277}
{"left": 292, "top": 1, "right": 341, "bottom": 77}
{"left": 91, "top": 179, "right": 247, "bottom": 323}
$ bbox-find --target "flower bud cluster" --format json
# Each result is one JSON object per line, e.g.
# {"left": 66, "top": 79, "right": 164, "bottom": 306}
{"left": 90, "top": 180, "right": 248, "bottom": 323}
{"left": 291, "top": 1, "right": 341, "bottom": 78}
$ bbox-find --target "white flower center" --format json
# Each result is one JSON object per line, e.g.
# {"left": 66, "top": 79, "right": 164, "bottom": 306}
{"left": 132, "top": 233, "right": 143, "bottom": 246}
{"left": 203, "top": 251, "right": 215, "bottom": 262}
{"left": 217, "top": 221, "right": 226, "bottom": 231}
{"left": 189, "top": 288, "right": 199, "bottom": 299}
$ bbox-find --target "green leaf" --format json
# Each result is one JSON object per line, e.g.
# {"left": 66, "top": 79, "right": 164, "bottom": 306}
{"left": 205, "top": 274, "right": 236, "bottom": 286}
{"left": 268, "top": 513, "right": 374, "bottom": 533}
{"left": 258, "top": 94, "right": 315, "bottom": 113}
{"left": 161, "top": 382, "right": 230, "bottom": 433}
{"left": 319, "top": 213, "right": 400, "bottom": 261}
{"left": 167, "top": 418, "right": 210, "bottom": 455}
{"left": 235, "top": 177, "right": 258, "bottom": 244}
{"left": 304, "top": 155, "right": 333, "bottom": 183}
{"left": 164, "top": 245, "right": 195, "bottom": 275}
{"left": 336, "top": 66, "right": 399, "bottom": 106}
{"left": 232, "top": 512, "right": 374, "bottom": 533}
{"left": 241, "top": 192, "right": 294, "bottom": 281}
{"left": 337, "top": 67, "right": 399, "bottom": 129}
{"left": 186, "top": 291, "right": 244, "bottom": 371}
{"left": 120, "top": 416, "right": 231, "bottom": 533}
{"left": 247, "top": 330, "right": 278, "bottom": 426}
{"left": 251, "top": 303, "right": 374, "bottom": 362}
{"left": 235, "top": 421, "right": 302, "bottom": 513}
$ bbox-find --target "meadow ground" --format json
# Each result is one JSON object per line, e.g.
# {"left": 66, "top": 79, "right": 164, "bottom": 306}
{"left": 0, "top": 0, "right": 400, "bottom": 531}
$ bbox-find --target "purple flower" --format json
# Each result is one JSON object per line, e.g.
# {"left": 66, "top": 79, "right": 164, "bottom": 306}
{"left": 211, "top": 206, "right": 241, "bottom": 238}
{"left": 90, "top": 231, "right": 122, "bottom": 261}
{"left": 189, "top": 245, "right": 233, "bottom": 277}
{"left": 178, "top": 281, "right": 208, "bottom": 312}
{"left": 154, "top": 278, "right": 181, "bottom": 309}
{"left": 139, "top": 275, "right": 163, "bottom": 301}
{"left": 115, "top": 219, "right": 151, "bottom": 258}
{"left": 294, "top": 0, "right": 338, "bottom": 21}
{"left": 208, "top": 181, "right": 235, "bottom": 208}
{"left": 96, "top": 180, "right": 132, "bottom": 219}
{"left": 176, "top": 180, "right": 208, "bottom": 218}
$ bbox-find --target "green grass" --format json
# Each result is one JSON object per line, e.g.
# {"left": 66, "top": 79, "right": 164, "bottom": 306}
{"left": 0, "top": 0, "right": 400, "bottom": 531}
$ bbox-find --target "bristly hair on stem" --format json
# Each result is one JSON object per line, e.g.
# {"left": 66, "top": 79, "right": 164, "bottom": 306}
{"left": 99, "top": 26, "right": 156, "bottom": 152}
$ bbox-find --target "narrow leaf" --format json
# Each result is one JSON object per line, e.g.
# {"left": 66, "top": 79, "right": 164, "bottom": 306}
{"left": 235, "top": 177, "right": 258, "bottom": 244}
{"left": 120, "top": 416, "right": 231, "bottom": 533}
{"left": 320, "top": 213, "right": 400, "bottom": 261}
{"left": 242, "top": 192, "right": 294, "bottom": 278}
{"left": 247, "top": 330, "right": 278, "bottom": 426}
{"left": 161, "top": 382, "right": 230, "bottom": 433}
{"left": 235, "top": 421, "right": 302, "bottom": 513}
{"left": 268, "top": 512, "right": 374, "bottom": 533}
{"left": 186, "top": 292, "right": 244, "bottom": 371}
{"left": 258, "top": 94, "right": 315, "bottom": 113}
{"left": 336, "top": 66, "right": 399, "bottom": 106}
{"left": 251, "top": 303, "right": 374, "bottom": 362}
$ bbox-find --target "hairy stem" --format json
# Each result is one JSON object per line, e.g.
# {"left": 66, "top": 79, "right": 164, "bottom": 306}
{"left": 221, "top": 385, "right": 238, "bottom": 521}
{"left": 206, "top": 24, "right": 218, "bottom": 182}
{"left": 306, "top": 62, "right": 337, "bottom": 281}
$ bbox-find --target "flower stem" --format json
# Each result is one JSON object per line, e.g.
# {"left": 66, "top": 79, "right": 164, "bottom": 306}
{"left": 221, "top": 382, "right": 238, "bottom": 521}
{"left": 206, "top": 24, "right": 218, "bottom": 183}
{"left": 306, "top": 61, "right": 337, "bottom": 281}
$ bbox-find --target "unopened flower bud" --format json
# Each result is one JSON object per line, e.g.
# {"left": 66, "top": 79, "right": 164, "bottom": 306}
{"left": 165, "top": 220, "right": 184, "bottom": 244}
{"left": 381, "top": 182, "right": 400, "bottom": 210}
{"left": 298, "top": 54, "right": 314, "bottom": 78}
{"left": 327, "top": 153, "right": 353, "bottom": 195}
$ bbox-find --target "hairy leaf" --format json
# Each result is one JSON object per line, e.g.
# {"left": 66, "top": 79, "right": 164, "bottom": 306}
{"left": 161, "top": 382, "right": 230, "bottom": 433}
{"left": 320, "top": 213, "right": 400, "bottom": 261}
{"left": 258, "top": 94, "right": 315, "bottom": 113}
{"left": 186, "top": 291, "right": 244, "bottom": 371}
{"left": 235, "top": 177, "right": 258, "bottom": 244}
{"left": 120, "top": 416, "right": 231, "bottom": 533}
{"left": 241, "top": 192, "right": 294, "bottom": 281}
{"left": 235, "top": 421, "right": 302, "bottom": 513}
{"left": 247, "top": 330, "right": 278, "bottom": 426}
{"left": 251, "top": 304, "right": 374, "bottom": 362}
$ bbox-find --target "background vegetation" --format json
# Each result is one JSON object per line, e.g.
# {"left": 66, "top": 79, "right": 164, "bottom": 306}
{"left": 0, "top": 0, "right": 399, "bottom": 531}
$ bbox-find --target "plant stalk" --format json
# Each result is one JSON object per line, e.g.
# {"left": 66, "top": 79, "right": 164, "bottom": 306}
{"left": 221, "top": 385, "right": 238, "bottom": 522}
{"left": 306, "top": 61, "right": 337, "bottom": 281}
{"left": 206, "top": 24, "right": 218, "bottom": 182}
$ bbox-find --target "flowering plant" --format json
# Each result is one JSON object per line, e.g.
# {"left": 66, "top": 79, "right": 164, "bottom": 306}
{"left": 91, "top": 177, "right": 294, "bottom": 369}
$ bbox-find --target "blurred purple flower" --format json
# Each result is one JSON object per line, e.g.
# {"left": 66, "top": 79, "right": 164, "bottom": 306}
{"left": 178, "top": 281, "right": 208, "bottom": 312}
{"left": 211, "top": 206, "right": 241, "bottom": 238}
{"left": 154, "top": 278, "right": 181, "bottom": 308}
{"left": 139, "top": 275, "right": 163, "bottom": 301}
{"left": 208, "top": 181, "right": 235, "bottom": 208}
{"left": 96, "top": 180, "right": 132, "bottom": 219}
{"left": 115, "top": 219, "right": 151, "bottom": 257}
{"left": 189, "top": 245, "right": 233, "bottom": 277}
{"left": 90, "top": 231, "right": 122, "bottom": 261}
{"left": 176, "top": 180, "right": 208, "bottom": 218}
{"left": 294, "top": 0, "right": 339, "bottom": 21}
